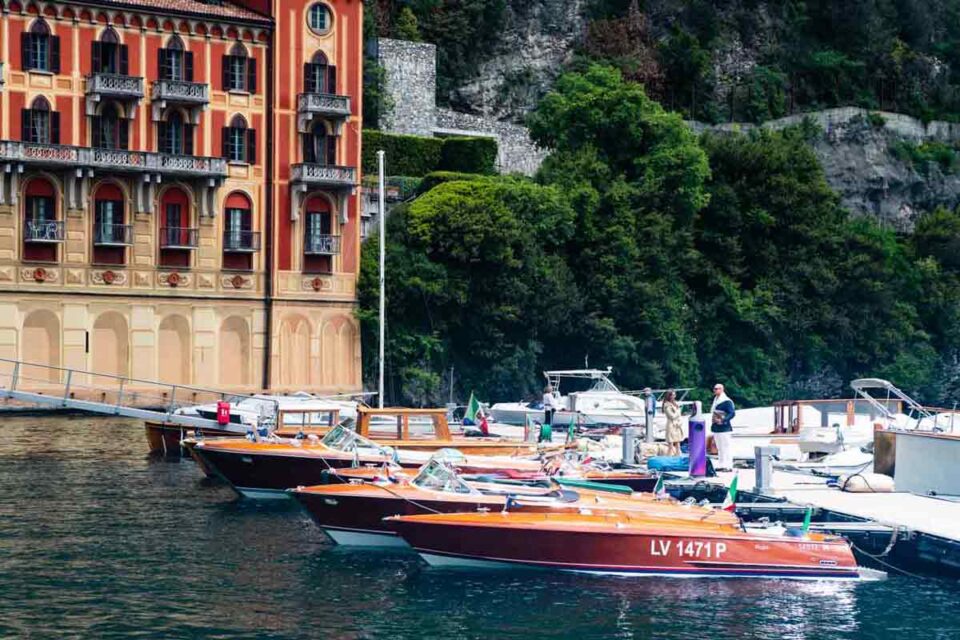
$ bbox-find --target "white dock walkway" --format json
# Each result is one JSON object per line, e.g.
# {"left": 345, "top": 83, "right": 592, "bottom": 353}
{"left": 710, "top": 468, "right": 960, "bottom": 542}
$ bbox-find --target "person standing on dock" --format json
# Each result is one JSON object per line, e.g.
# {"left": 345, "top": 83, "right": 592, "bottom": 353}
{"left": 710, "top": 383, "right": 736, "bottom": 471}
{"left": 663, "top": 390, "right": 684, "bottom": 457}
{"left": 543, "top": 384, "right": 560, "bottom": 426}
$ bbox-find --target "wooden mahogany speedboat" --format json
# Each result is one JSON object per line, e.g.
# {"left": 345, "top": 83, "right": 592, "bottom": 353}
{"left": 291, "top": 460, "right": 736, "bottom": 546}
{"left": 386, "top": 511, "right": 863, "bottom": 580}
{"left": 191, "top": 424, "right": 547, "bottom": 499}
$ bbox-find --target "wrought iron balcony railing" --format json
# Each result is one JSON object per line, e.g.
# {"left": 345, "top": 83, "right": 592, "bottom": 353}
{"left": 0, "top": 141, "right": 227, "bottom": 180}
{"left": 24, "top": 220, "right": 65, "bottom": 243}
{"left": 93, "top": 223, "right": 134, "bottom": 246}
{"left": 86, "top": 73, "right": 145, "bottom": 100}
{"left": 223, "top": 230, "right": 261, "bottom": 253}
{"left": 290, "top": 163, "right": 356, "bottom": 189}
{"left": 297, "top": 92, "right": 351, "bottom": 119}
{"left": 159, "top": 227, "right": 199, "bottom": 249}
{"left": 303, "top": 233, "right": 341, "bottom": 256}
{"left": 151, "top": 80, "right": 210, "bottom": 105}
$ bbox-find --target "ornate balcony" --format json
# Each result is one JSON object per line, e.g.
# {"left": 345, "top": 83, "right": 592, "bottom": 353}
{"left": 151, "top": 80, "right": 209, "bottom": 107}
{"left": 0, "top": 141, "right": 227, "bottom": 180}
{"left": 93, "top": 223, "right": 134, "bottom": 246}
{"left": 160, "top": 227, "right": 199, "bottom": 249}
{"left": 297, "top": 93, "right": 351, "bottom": 131}
{"left": 303, "top": 233, "right": 341, "bottom": 256}
{"left": 290, "top": 163, "right": 356, "bottom": 190}
{"left": 223, "top": 230, "right": 261, "bottom": 253}
{"left": 85, "top": 74, "right": 144, "bottom": 115}
{"left": 24, "top": 220, "right": 65, "bottom": 243}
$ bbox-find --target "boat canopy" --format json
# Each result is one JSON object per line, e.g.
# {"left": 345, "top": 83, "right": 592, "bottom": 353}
{"left": 850, "top": 378, "right": 937, "bottom": 430}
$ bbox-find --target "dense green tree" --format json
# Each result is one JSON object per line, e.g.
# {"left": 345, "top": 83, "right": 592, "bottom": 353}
{"left": 530, "top": 65, "right": 711, "bottom": 389}
{"left": 358, "top": 177, "right": 580, "bottom": 404}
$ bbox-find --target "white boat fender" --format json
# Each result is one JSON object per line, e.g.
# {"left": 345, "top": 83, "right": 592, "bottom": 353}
{"left": 836, "top": 472, "right": 894, "bottom": 493}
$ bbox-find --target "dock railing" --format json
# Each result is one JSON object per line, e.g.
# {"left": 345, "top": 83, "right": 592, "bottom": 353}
{"left": 0, "top": 357, "right": 277, "bottom": 428}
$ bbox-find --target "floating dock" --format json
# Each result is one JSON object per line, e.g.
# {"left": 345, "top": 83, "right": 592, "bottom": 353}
{"left": 667, "top": 467, "right": 960, "bottom": 577}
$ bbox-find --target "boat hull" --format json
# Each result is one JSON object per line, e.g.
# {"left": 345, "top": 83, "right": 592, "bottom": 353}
{"left": 389, "top": 516, "right": 861, "bottom": 580}
{"left": 145, "top": 422, "right": 243, "bottom": 455}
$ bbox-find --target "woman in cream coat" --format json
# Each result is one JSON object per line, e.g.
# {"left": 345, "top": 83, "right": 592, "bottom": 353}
{"left": 663, "top": 389, "right": 684, "bottom": 456}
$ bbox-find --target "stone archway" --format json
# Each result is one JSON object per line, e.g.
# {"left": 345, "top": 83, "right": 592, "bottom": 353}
{"left": 92, "top": 311, "right": 129, "bottom": 378}
{"left": 338, "top": 321, "right": 358, "bottom": 387}
{"left": 158, "top": 315, "right": 191, "bottom": 385}
{"left": 22, "top": 309, "right": 60, "bottom": 383}
{"left": 219, "top": 316, "right": 250, "bottom": 387}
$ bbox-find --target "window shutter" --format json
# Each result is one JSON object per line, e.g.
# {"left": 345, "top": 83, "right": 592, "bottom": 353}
{"left": 221, "top": 127, "right": 229, "bottom": 159}
{"left": 326, "top": 136, "right": 336, "bottom": 165}
{"left": 246, "top": 57, "right": 256, "bottom": 93}
{"left": 92, "top": 42, "right": 102, "bottom": 74}
{"left": 158, "top": 49, "right": 168, "bottom": 80}
{"left": 21, "top": 109, "right": 31, "bottom": 141}
{"left": 50, "top": 36, "right": 61, "bottom": 73}
{"left": 118, "top": 119, "right": 129, "bottom": 150}
{"left": 157, "top": 121, "right": 167, "bottom": 153}
{"left": 51, "top": 112, "right": 61, "bottom": 144}
{"left": 302, "top": 134, "right": 312, "bottom": 164}
{"left": 184, "top": 125, "right": 193, "bottom": 156}
{"left": 328, "top": 66, "right": 337, "bottom": 94}
{"left": 185, "top": 52, "right": 194, "bottom": 82}
{"left": 221, "top": 56, "right": 230, "bottom": 90}
{"left": 21, "top": 33, "right": 30, "bottom": 70}
{"left": 91, "top": 115, "right": 102, "bottom": 147}
{"left": 246, "top": 128, "right": 256, "bottom": 164}
{"left": 303, "top": 63, "right": 312, "bottom": 92}
{"left": 120, "top": 45, "right": 129, "bottom": 75}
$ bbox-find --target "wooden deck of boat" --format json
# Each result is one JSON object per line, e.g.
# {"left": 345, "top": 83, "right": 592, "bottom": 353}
{"left": 706, "top": 468, "right": 960, "bottom": 542}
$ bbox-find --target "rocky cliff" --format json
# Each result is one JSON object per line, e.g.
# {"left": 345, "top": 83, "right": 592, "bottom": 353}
{"left": 692, "top": 108, "right": 960, "bottom": 230}
{"left": 445, "top": 0, "right": 587, "bottom": 121}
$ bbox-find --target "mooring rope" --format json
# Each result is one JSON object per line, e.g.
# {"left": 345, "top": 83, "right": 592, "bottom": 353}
{"left": 848, "top": 525, "right": 923, "bottom": 579}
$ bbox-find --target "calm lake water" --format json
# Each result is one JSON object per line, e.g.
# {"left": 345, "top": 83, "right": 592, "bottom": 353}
{"left": 1, "top": 415, "right": 959, "bottom": 639}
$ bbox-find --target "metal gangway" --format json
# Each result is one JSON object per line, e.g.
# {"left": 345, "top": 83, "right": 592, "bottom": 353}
{"left": 0, "top": 357, "right": 266, "bottom": 429}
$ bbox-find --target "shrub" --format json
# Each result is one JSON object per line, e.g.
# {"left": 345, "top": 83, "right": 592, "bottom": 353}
{"left": 416, "top": 171, "right": 491, "bottom": 195}
{"left": 438, "top": 136, "right": 498, "bottom": 174}
{"left": 362, "top": 130, "right": 443, "bottom": 177}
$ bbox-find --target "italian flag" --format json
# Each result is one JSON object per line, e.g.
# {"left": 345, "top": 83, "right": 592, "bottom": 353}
{"left": 653, "top": 474, "right": 667, "bottom": 498}
{"left": 721, "top": 473, "right": 738, "bottom": 512}
{"left": 464, "top": 392, "right": 489, "bottom": 436}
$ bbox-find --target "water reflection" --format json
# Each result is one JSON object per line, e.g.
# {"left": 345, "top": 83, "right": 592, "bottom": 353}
{"left": 0, "top": 416, "right": 955, "bottom": 639}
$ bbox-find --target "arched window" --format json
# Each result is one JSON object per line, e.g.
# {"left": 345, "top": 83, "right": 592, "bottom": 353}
{"left": 159, "top": 187, "right": 197, "bottom": 267}
{"left": 22, "top": 20, "right": 59, "bottom": 73}
{"left": 303, "top": 121, "right": 333, "bottom": 165}
{"left": 92, "top": 27, "right": 127, "bottom": 75}
{"left": 93, "top": 182, "right": 129, "bottom": 265}
{"left": 93, "top": 103, "right": 128, "bottom": 150}
{"left": 223, "top": 192, "right": 257, "bottom": 270}
{"left": 159, "top": 35, "right": 193, "bottom": 82}
{"left": 304, "top": 51, "right": 336, "bottom": 94}
{"left": 22, "top": 97, "right": 58, "bottom": 145}
{"left": 223, "top": 114, "right": 255, "bottom": 164}
{"left": 159, "top": 111, "right": 192, "bottom": 156}
{"left": 223, "top": 42, "right": 256, "bottom": 93}
{"left": 22, "top": 177, "right": 61, "bottom": 262}
{"left": 307, "top": 4, "right": 333, "bottom": 35}
{"left": 303, "top": 195, "right": 336, "bottom": 274}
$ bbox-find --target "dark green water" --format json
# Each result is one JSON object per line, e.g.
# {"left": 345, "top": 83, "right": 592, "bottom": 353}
{"left": 2, "top": 416, "right": 959, "bottom": 639}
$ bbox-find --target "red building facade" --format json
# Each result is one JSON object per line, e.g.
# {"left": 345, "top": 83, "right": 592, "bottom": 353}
{"left": 0, "top": 0, "right": 363, "bottom": 393}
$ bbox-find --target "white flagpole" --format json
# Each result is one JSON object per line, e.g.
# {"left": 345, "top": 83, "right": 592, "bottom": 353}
{"left": 377, "top": 150, "right": 386, "bottom": 409}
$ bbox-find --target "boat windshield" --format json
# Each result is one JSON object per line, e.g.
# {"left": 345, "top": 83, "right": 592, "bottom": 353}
{"left": 321, "top": 423, "right": 381, "bottom": 453}
{"left": 411, "top": 460, "right": 476, "bottom": 495}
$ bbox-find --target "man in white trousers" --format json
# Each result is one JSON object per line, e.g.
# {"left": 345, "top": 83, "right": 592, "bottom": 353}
{"left": 710, "top": 383, "right": 736, "bottom": 471}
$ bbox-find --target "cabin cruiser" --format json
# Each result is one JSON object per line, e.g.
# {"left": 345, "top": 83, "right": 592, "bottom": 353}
{"left": 488, "top": 369, "right": 698, "bottom": 432}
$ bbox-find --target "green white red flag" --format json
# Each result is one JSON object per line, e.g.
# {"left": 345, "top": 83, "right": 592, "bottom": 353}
{"left": 721, "top": 473, "right": 738, "bottom": 512}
